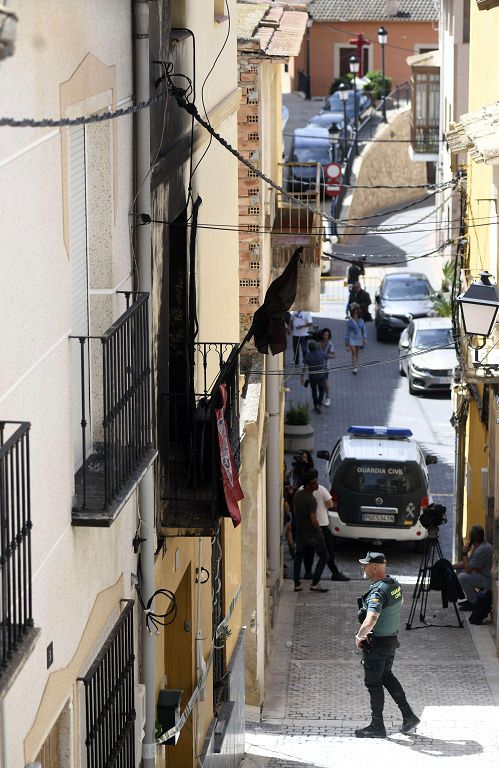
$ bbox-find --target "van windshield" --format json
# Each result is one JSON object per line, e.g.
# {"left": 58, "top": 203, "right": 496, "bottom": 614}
{"left": 338, "top": 461, "right": 421, "bottom": 494}
{"left": 295, "top": 146, "right": 331, "bottom": 164}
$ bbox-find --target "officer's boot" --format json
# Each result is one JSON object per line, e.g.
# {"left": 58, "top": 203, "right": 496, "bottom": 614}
{"left": 399, "top": 705, "right": 420, "bottom": 734}
{"left": 354, "top": 718, "right": 386, "bottom": 739}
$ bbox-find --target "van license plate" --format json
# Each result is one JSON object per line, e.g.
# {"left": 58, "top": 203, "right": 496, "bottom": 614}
{"left": 362, "top": 513, "right": 395, "bottom": 523}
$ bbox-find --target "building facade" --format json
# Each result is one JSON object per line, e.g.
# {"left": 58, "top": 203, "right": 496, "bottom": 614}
{"left": 294, "top": 0, "right": 438, "bottom": 98}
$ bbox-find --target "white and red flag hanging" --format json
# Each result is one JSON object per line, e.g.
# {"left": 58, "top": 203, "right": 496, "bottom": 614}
{"left": 215, "top": 383, "right": 244, "bottom": 527}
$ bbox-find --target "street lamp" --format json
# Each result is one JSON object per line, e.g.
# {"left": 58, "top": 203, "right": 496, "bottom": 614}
{"left": 338, "top": 83, "right": 349, "bottom": 159}
{"left": 305, "top": 13, "right": 313, "bottom": 100}
{"left": 377, "top": 26, "right": 388, "bottom": 123}
{"left": 457, "top": 271, "right": 499, "bottom": 368}
{"left": 328, "top": 121, "right": 341, "bottom": 162}
{"left": 349, "top": 54, "right": 360, "bottom": 154}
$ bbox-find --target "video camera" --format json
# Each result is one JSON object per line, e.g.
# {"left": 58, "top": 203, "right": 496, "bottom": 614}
{"left": 419, "top": 502, "right": 447, "bottom": 531}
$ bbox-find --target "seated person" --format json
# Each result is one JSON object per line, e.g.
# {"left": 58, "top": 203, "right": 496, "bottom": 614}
{"left": 452, "top": 525, "right": 493, "bottom": 609}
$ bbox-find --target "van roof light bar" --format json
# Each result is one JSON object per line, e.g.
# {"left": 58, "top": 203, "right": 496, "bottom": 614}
{"left": 347, "top": 426, "right": 413, "bottom": 438}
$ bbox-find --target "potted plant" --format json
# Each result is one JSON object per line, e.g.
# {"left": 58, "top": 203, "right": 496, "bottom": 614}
{"left": 284, "top": 401, "right": 314, "bottom": 453}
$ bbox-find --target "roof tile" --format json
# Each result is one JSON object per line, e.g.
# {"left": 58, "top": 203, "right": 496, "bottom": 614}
{"left": 309, "top": 0, "right": 438, "bottom": 22}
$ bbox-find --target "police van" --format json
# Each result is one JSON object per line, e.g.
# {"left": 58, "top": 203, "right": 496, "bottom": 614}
{"left": 317, "top": 426, "right": 438, "bottom": 548}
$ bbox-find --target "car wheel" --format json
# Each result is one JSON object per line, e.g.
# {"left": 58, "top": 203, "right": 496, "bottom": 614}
{"left": 399, "top": 360, "right": 406, "bottom": 377}
{"left": 408, "top": 376, "right": 418, "bottom": 396}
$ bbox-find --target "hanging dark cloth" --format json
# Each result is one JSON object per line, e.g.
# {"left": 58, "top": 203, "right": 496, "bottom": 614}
{"left": 429, "top": 558, "right": 465, "bottom": 608}
{"left": 247, "top": 247, "right": 303, "bottom": 355}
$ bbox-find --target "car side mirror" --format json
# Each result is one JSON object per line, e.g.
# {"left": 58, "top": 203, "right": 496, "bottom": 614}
{"left": 316, "top": 450, "right": 330, "bottom": 460}
{"left": 425, "top": 454, "right": 438, "bottom": 465}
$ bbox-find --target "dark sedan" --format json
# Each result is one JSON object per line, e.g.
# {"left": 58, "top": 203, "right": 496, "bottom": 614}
{"left": 374, "top": 272, "right": 436, "bottom": 341}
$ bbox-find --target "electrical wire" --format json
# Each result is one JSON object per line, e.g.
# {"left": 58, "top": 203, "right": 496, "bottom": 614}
{"left": 136, "top": 584, "right": 178, "bottom": 635}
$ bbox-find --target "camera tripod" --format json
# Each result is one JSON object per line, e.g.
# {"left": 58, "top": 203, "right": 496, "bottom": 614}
{"left": 406, "top": 528, "right": 464, "bottom": 630}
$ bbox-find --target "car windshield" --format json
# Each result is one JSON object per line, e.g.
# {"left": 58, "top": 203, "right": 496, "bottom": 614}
{"left": 384, "top": 279, "right": 430, "bottom": 300}
{"left": 338, "top": 461, "right": 421, "bottom": 494}
{"left": 413, "top": 328, "right": 453, "bottom": 349}
{"left": 294, "top": 146, "right": 331, "bottom": 164}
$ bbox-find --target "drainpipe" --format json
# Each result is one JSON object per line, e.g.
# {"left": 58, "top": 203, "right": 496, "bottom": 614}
{"left": 266, "top": 353, "right": 282, "bottom": 606}
{"left": 133, "top": 2, "right": 156, "bottom": 767}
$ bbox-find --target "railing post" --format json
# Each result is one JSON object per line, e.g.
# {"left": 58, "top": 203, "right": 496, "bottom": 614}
{"left": 78, "top": 337, "right": 88, "bottom": 509}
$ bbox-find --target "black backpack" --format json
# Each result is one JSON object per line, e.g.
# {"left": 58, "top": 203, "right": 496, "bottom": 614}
{"left": 469, "top": 590, "right": 492, "bottom": 625}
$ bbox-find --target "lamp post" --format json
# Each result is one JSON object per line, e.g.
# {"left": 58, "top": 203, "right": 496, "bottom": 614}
{"left": 457, "top": 271, "right": 499, "bottom": 370}
{"left": 377, "top": 26, "right": 388, "bottom": 123}
{"left": 349, "top": 54, "right": 360, "bottom": 154}
{"left": 328, "top": 121, "right": 341, "bottom": 162}
{"left": 338, "top": 83, "right": 349, "bottom": 160}
{"left": 305, "top": 12, "right": 313, "bottom": 100}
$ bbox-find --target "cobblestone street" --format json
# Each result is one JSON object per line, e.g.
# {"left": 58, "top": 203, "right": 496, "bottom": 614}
{"left": 243, "top": 238, "right": 499, "bottom": 764}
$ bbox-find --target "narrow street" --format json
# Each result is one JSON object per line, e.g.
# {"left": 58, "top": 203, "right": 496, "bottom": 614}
{"left": 243, "top": 205, "right": 499, "bottom": 765}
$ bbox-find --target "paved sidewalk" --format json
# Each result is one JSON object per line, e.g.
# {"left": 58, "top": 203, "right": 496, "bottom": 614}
{"left": 242, "top": 580, "right": 499, "bottom": 767}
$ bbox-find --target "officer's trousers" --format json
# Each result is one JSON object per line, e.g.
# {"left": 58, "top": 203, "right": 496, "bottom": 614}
{"left": 361, "top": 635, "right": 411, "bottom": 720}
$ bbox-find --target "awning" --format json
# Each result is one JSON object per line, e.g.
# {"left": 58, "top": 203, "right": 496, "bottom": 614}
{"left": 446, "top": 101, "right": 499, "bottom": 164}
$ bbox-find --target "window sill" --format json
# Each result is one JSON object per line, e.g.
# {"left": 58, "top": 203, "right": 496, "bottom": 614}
{"left": 214, "top": 15, "right": 229, "bottom": 23}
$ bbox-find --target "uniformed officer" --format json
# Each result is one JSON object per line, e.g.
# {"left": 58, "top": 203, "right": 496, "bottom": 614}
{"left": 354, "top": 552, "right": 420, "bottom": 738}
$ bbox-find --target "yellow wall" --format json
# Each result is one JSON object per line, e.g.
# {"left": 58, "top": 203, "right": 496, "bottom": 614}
{"left": 460, "top": 4, "right": 499, "bottom": 537}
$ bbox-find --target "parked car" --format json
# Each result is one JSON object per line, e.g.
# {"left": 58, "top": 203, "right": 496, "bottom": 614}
{"left": 288, "top": 125, "right": 332, "bottom": 193}
{"left": 374, "top": 272, "right": 436, "bottom": 341}
{"left": 317, "top": 425, "right": 438, "bottom": 550}
{"left": 399, "top": 318, "right": 457, "bottom": 395}
{"left": 322, "top": 90, "right": 371, "bottom": 124}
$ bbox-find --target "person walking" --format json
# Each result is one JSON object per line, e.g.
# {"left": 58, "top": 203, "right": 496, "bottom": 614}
{"left": 318, "top": 328, "right": 335, "bottom": 407}
{"left": 345, "top": 281, "right": 371, "bottom": 321}
{"left": 347, "top": 259, "right": 365, "bottom": 287}
{"left": 301, "top": 340, "right": 329, "bottom": 413}
{"left": 305, "top": 470, "right": 350, "bottom": 582}
{"left": 293, "top": 470, "right": 329, "bottom": 594}
{"left": 355, "top": 552, "right": 420, "bottom": 738}
{"left": 345, "top": 304, "right": 367, "bottom": 374}
{"left": 289, "top": 310, "right": 313, "bottom": 365}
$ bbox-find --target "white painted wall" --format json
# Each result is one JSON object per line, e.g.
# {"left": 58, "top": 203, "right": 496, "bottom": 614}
{"left": 0, "top": 3, "right": 137, "bottom": 765}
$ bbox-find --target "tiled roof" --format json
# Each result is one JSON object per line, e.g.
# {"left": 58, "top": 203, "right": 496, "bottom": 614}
{"left": 447, "top": 102, "right": 499, "bottom": 164}
{"left": 237, "top": 1, "right": 308, "bottom": 58}
{"left": 309, "top": 0, "right": 438, "bottom": 22}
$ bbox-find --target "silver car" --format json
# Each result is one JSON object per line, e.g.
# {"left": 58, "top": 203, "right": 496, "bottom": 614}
{"left": 399, "top": 318, "right": 457, "bottom": 395}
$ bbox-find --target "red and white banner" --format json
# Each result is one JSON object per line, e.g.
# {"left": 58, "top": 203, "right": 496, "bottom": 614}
{"left": 215, "top": 384, "right": 244, "bottom": 527}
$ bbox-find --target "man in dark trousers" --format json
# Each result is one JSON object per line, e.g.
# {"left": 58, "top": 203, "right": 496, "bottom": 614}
{"left": 355, "top": 552, "right": 419, "bottom": 738}
{"left": 293, "top": 470, "right": 329, "bottom": 593}
{"left": 346, "top": 281, "right": 371, "bottom": 321}
{"left": 303, "top": 469, "right": 350, "bottom": 581}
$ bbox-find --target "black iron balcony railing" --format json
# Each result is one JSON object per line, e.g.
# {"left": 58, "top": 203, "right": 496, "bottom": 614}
{"left": 71, "top": 292, "right": 156, "bottom": 526}
{"left": 0, "top": 421, "right": 38, "bottom": 694}
{"left": 161, "top": 343, "right": 240, "bottom": 530}
{"left": 78, "top": 600, "right": 135, "bottom": 768}
{"left": 411, "top": 126, "right": 440, "bottom": 154}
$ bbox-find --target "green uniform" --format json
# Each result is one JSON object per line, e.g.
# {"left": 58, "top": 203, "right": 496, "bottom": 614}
{"left": 361, "top": 576, "right": 403, "bottom": 636}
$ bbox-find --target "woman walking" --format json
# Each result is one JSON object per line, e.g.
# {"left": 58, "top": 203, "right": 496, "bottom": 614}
{"left": 345, "top": 304, "right": 367, "bottom": 374}
{"left": 318, "top": 328, "right": 336, "bottom": 407}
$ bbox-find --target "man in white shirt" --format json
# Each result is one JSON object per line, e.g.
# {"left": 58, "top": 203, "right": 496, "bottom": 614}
{"left": 290, "top": 310, "right": 313, "bottom": 365}
{"left": 300, "top": 470, "right": 350, "bottom": 581}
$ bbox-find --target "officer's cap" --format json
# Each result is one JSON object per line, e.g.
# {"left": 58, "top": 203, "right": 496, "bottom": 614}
{"left": 359, "top": 551, "right": 386, "bottom": 565}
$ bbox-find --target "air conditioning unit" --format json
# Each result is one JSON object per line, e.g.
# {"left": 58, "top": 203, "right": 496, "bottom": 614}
{"left": 135, "top": 683, "right": 146, "bottom": 766}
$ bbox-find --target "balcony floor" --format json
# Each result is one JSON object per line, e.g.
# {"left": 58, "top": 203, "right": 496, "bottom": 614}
{"left": 72, "top": 448, "right": 157, "bottom": 527}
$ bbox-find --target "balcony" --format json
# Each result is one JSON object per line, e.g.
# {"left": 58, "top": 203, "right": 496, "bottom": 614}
{"left": 269, "top": 163, "right": 322, "bottom": 311}
{"left": 0, "top": 421, "right": 40, "bottom": 695}
{"left": 407, "top": 50, "right": 440, "bottom": 161}
{"left": 160, "top": 343, "right": 240, "bottom": 532}
{"left": 71, "top": 293, "right": 157, "bottom": 527}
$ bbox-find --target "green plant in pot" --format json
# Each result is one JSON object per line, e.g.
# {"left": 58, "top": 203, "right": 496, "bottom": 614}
{"left": 284, "top": 401, "right": 310, "bottom": 426}
{"left": 284, "top": 401, "right": 314, "bottom": 452}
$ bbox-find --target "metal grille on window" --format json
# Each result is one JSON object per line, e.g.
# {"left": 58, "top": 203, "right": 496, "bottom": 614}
{"left": 79, "top": 601, "right": 135, "bottom": 768}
